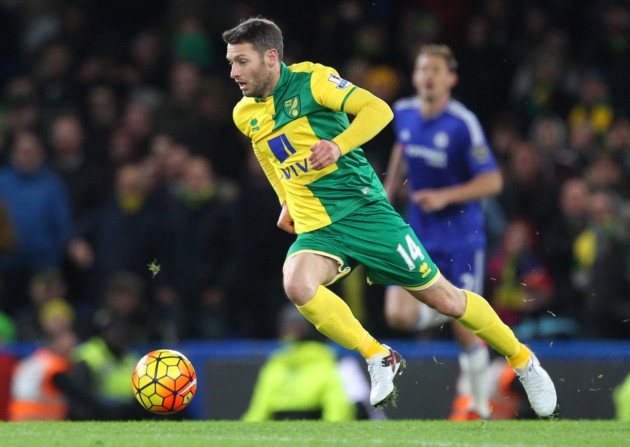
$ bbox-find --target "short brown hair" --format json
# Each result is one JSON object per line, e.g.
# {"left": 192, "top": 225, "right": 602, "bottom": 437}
{"left": 418, "top": 44, "right": 458, "bottom": 73}
{"left": 222, "top": 17, "right": 284, "bottom": 61}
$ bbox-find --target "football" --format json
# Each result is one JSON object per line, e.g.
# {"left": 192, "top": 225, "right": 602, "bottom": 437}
{"left": 131, "top": 349, "right": 197, "bottom": 414}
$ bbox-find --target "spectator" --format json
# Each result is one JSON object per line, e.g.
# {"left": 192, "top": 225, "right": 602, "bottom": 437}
{"left": 158, "top": 155, "right": 239, "bottom": 340}
{"left": 580, "top": 1, "right": 630, "bottom": 116}
{"left": 456, "top": 14, "right": 514, "bottom": 129}
{"left": 242, "top": 305, "right": 356, "bottom": 422}
{"left": 0, "top": 131, "right": 73, "bottom": 317}
{"left": 181, "top": 75, "right": 251, "bottom": 181}
{"left": 82, "top": 84, "right": 121, "bottom": 163}
{"left": 32, "top": 40, "right": 79, "bottom": 121}
{"left": 14, "top": 268, "right": 74, "bottom": 342}
{"left": 567, "top": 120, "right": 599, "bottom": 174}
{"left": 606, "top": 116, "right": 630, "bottom": 175}
{"left": 572, "top": 189, "right": 630, "bottom": 338}
{"left": 486, "top": 219, "right": 555, "bottom": 340}
{"left": 527, "top": 113, "right": 581, "bottom": 183}
{"left": 566, "top": 70, "right": 614, "bottom": 144}
{"left": 55, "top": 316, "right": 150, "bottom": 420}
{"left": 0, "top": 311, "right": 16, "bottom": 346}
{"left": 497, "top": 141, "right": 560, "bottom": 236}
{"left": 121, "top": 29, "right": 171, "bottom": 93}
{"left": 486, "top": 113, "right": 523, "bottom": 176}
{"left": 48, "top": 111, "right": 107, "bottom": 220}
{"left": 118, "top": 98, "right": 156, "bottom": 160}
{"left": 509, "top": 46, "right": 576, "bottom": 131}
{"left": 0, "top": 77, "right": 43, "bottom": 165}
{"left": 540, "top": 177, "right": 590, "bottom": 337}
{"left": 90, "top": 271, "right": 153, "bottom": 342}
{"left": 67, "top": 163, "right": 161, "bottom": 304}
{"left": 171, "top": 12, "right": 215, "bottom": 71}
{"left": 614, "top": 372, "right": 630, "bottom": 420}
{"left": 583, "top": 154, "right": 629, "bottom": 199}
{"left": 154, "top": 60, "right": 202, "bottom": 141}
{"left": 8, "top": 327, "right": 78, "bottom": 421}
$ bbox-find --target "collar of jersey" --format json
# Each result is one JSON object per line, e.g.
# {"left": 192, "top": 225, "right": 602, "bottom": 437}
{"left": 254, "top": 62, "right": 290, "bottom": 102}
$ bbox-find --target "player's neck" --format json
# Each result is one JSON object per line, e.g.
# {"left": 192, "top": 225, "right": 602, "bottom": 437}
{"left": 419, "top": 94, "right": 450, "bottom": 119}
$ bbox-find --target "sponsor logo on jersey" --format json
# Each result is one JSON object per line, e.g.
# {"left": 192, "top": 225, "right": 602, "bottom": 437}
{"left": 328, "top": 73, "right": 352, "bottom": 89}
{"left": 268, "top": 134, "right": 296, "bottom": 163}
{"left": 280, "top": 159, "right": 309, "bottom": 179}
{"left": 434, "top": 131, "right": 449, "bottom": 148}
{"left": 283, "top": 96, "right": 301, "bottom": 118}
{"left": 419, "top": 262, "right": 432, "bottom": 278}
{"left": 405, "top": 144, "right": 448, "bottom": 168}
{"left": 250, "top": 118, "right": 260, "bottom": 132}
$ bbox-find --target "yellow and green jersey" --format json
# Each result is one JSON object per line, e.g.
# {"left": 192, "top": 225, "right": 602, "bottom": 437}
{"left": 233, "top": 62, "right": 392, "bottom": 233}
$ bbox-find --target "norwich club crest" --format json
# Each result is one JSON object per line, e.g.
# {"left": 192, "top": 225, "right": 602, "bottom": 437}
{"left": 283, "top": 96, "right": 301, "bottom": 118}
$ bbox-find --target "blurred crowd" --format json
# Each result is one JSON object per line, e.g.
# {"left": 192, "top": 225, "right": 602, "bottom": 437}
{"left": 0, "top": 0, "right": 629, "bottom": 350}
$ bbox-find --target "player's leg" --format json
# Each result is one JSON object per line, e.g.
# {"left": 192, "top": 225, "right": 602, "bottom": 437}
{"left": 283, "top": 247, "right": 404, "bottom": 408}
{"left": 443, "top": 250, "right": 491, "bottom": 420}
{"left": 283, "top": 251, "right": 386, "bottom": 358}
{"left": 384, "top": 285, "right": 451, "bottom": 332}
{"left": 452, "top": 321, "right": 490, "bottom": 419}
{"left": 385, "top": 274, "right": 489, "bottom": 419}
{"left": 407, "top": 277, "right": 557, "bottom": 417}
{"left": 353, "top": 202, "right": 556, "bottom": 417}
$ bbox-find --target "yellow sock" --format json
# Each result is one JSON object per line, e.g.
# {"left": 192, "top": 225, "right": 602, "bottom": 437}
{"left": 506, "top": 343, "right": 532, "bottom": 370}
{"left": 457, "top": 290, "right": 521, "bottom": 358}
{"left": 297, "top": 285, "right": 388, "bottom": 359}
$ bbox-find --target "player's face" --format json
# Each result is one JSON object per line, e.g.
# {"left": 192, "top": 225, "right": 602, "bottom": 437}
{"left": 412, "top": 54, "right": 456, "bottom": 102}
{"left": 226, "top": 43, "right": 276, "bottom": 98}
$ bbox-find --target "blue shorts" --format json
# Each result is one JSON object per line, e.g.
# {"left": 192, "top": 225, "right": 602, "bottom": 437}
{"left": 429, "top": 247, "right": 485, "bottom": 294}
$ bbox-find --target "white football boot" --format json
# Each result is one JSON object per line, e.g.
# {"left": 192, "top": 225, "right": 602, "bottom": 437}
{"left": 514, "top": 352, "right": 557, "bottom": 417}
{"left": 366, "top": 344, "right": 406, "bottom": 408}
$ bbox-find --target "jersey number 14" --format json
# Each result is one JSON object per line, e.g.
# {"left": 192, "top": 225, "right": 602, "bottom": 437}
{"left": 397, "top": 234, "right": 425, "bottom": 271}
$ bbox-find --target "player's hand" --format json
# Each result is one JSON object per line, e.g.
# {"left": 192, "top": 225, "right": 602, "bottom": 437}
{"left": 277, "top": 202, "right": 295, "bottom": 234}
{"left": 309, "top": 140, "right": 341, "bottom": 170}
{"left": 412, "top": 189, "right": 449, "bottom": 212}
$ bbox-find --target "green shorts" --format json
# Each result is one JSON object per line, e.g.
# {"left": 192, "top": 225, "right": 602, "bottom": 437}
{"left": 286, "top": 200, "right": 440, "bottom": 289}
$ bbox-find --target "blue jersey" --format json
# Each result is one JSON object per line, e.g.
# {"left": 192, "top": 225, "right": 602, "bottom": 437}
{"left": 392, "top": 96, "right": 498, "bottom": 254}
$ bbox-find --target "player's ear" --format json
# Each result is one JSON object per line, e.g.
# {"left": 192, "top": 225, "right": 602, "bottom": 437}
{"left": 265, "top": 49, "right": 279, "bottom": 67}
{"left": 450, "top": 73, "right": 458, "bottom": 88}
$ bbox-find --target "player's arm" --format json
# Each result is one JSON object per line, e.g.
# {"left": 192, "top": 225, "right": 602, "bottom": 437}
{"left": 412, "top": 171, "right": 503, "bottom": 212}
{"left": 442, "top": 170, "right": 503, "bottom": 203}
{"left": 332, "top": 87, "right": 394, "bottom": 155}
{"left": 310, "top": 88, "right": 394, "bottom": 169}
{"left": 382, "top": 142, "right": 406, "bottom": 203}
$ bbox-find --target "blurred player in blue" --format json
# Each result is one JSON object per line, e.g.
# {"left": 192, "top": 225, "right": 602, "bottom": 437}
{"left": 383, "top": 44, "right": 502, "bottom": 420}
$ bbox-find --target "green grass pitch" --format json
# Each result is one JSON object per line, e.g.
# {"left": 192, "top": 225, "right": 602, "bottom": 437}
{"left": 1, "top": 420, "right": 628, "bottom": 447}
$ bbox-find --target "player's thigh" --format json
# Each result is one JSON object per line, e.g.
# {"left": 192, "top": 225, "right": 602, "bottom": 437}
{"left": 285, "top": 229, "right": 357, "bottom": 289}
{"left": 282, "top": 251, "right": 342, "bottom": 303}
{"left": 341, "top": 202, "right": 440, "bottom": 288}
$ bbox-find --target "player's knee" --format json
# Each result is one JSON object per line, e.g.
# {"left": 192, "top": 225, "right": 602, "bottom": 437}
{"left": 413, "top": 280, "right": 467, "bottom": 318}
{"left": 283, "top": 275, "right": 317, "bottom": 305}
{"left": 385, "top": 307, "right": 416, "bottom": 331}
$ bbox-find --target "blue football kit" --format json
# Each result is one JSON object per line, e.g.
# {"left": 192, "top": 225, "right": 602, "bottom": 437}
{"left": 391, "top": 97, "right": 498, "bottom": 292}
